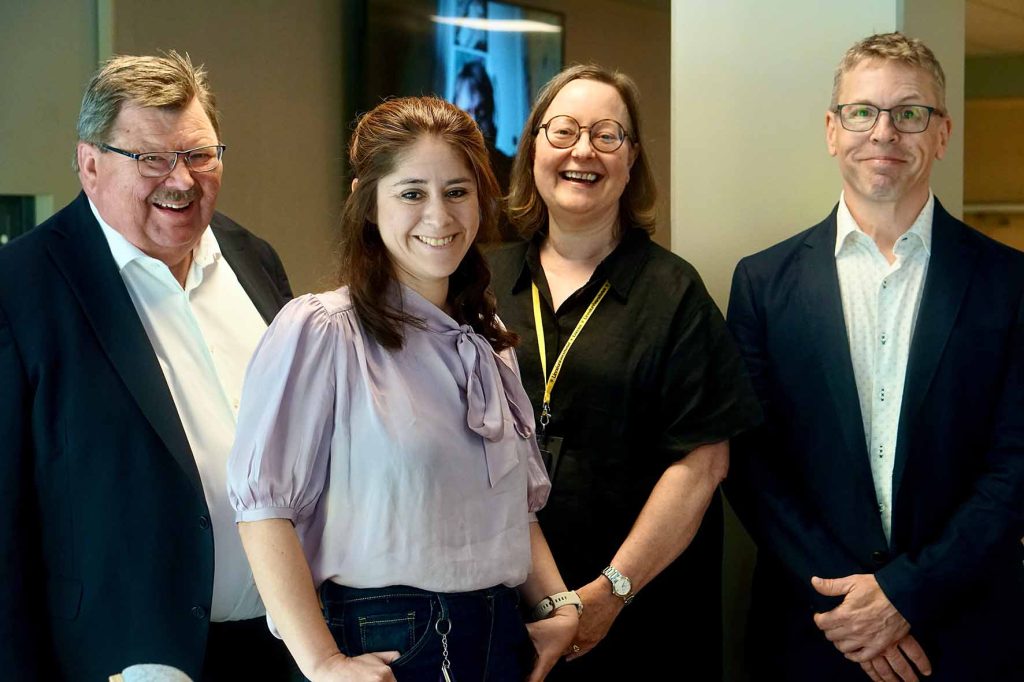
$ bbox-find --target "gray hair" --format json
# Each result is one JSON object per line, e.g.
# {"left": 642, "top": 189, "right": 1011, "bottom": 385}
{"left": 74, "top": 50, "right": 220, "bottom": 171}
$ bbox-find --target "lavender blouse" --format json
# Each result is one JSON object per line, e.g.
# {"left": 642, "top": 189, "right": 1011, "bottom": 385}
{"left": 227, "top": 285, "right": 550, "bottom": 594}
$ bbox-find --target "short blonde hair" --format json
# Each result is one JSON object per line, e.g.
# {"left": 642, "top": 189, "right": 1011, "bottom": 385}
{"left": 74, "top": 51, "right": 220, "bottom": 170}
{"left": 831, "top": 32, "right": 946, "bottom": 111}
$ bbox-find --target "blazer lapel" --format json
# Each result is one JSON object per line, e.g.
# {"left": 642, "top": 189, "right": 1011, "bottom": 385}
{"left": 212, "top": 215, "right": 283, "bottom": 325}
{"left": 796, "top": 213, "right": 873, "bottom": 466}
{"left": 796, "top": 213, "right": 887, "bottom": 547}
{"left": 892, "top": 201, "right": 979, "bottom": 498}
{"left": 46, "top": 194, "right": 204, "bottom": 495}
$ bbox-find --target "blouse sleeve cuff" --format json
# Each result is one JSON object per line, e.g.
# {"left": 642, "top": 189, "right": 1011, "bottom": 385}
{"left": 234, "top": 506, "right": 298, "bottom": 523}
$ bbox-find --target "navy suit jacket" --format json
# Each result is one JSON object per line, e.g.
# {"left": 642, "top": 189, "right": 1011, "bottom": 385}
{"left": 726, "top": 199, "right": 1024, "bottom": 681}
{"left": 0, "top": 193, "right": 292, "bottom": 680}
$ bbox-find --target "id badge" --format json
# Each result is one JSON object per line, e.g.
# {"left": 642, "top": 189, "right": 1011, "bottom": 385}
{"left": 538, "top": 434, "right": 564, "bottom": 483}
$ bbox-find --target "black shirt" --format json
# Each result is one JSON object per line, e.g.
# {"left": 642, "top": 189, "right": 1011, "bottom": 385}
{"left": 487, "top": 228, "right": 761, "bottom": 679}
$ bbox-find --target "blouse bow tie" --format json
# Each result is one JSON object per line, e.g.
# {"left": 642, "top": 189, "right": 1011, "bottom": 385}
{"left": 450, "top": 325, "right": 535, "bottom": 487}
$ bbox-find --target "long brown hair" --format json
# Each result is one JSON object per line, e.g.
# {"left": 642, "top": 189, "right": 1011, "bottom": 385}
{"left": 507, "top": 64, "right": 657, "bottom": 238}
{"left": 337, "top": 96, "right": 516, "bottom": 351}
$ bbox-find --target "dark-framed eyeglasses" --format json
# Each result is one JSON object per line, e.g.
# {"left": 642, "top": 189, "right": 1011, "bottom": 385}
{"left": 834, "top": 103, "right": 942, "bottom": 134}
{"left": 98, "top": 143, "right": 227, "bottom": 177}
{"left": 537, "top": 115, "right": 633, "bottom": 153}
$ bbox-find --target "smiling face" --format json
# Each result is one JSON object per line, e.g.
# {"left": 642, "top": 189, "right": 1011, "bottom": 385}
{"left": 532, "top": 78, "right": 637, "bottom": 231}
{"left": 78, "top": 97, "right": 222, "bottom": 271}
{"left": 375, "top": 135, "right": 480, "bottom": 307}
{"left": 826, "top": 58, "right": 950, "bottom": 210}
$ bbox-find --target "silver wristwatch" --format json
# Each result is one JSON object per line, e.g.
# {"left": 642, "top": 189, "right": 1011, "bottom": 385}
{"left": 601, "top": 565, "right": 635, "bottom": 605}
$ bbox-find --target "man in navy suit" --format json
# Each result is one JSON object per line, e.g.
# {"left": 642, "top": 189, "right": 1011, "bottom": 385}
{"left": 0, "top": 53, "right": 296, "bottom": 679}
{"left": 727, "top": 33, "right": 1023, "bottom": 682}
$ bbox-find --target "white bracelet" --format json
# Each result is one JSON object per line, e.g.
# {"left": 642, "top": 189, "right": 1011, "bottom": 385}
{"left": 531, "top": 590, "right": 583, "bottom": 620}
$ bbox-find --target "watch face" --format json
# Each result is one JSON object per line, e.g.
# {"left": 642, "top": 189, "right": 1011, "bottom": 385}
{"left": 614, "top": 576, "right": 632, "bottom": 596}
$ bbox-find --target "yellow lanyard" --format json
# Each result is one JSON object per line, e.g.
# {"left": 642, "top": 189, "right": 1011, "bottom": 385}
{"left": 532, "top": 280, "right": 611, "bottom": 432}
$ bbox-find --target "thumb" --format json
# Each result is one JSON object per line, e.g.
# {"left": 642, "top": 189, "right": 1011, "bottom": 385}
{"left": 811, "top": 575, "right": 851, "bottom": 597}
{"left": 373, "top": 650, "right": 401, "bottom": 664}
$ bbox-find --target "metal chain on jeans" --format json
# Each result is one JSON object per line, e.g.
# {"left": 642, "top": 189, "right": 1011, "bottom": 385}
{"left": 435, "top": 616, "right": 454, "bottom": 682}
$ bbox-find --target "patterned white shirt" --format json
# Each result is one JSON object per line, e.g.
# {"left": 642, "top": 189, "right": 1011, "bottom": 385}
{"left": 835, "top": 192, "right": 933, "bottom": 543}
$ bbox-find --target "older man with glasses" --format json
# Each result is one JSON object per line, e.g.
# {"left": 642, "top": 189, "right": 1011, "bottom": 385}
{"left": 726, "top": 32, "right": 1024, "bottom": 682}
{"left": 0, "top": 52, "right": 295, "bottom": 680}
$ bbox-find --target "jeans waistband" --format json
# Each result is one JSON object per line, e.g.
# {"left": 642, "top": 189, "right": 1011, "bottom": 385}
{"left": 320, "top": 581, "right": 516, "bottom": 604}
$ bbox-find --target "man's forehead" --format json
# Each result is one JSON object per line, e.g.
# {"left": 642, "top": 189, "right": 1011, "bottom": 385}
{"left": 839, "top": 59, "right": 940, "bottom": 101}
{"left": 110, "top": 100, "right": 217, "bottom": 144}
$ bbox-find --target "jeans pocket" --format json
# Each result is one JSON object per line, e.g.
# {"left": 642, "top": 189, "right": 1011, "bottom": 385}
{"left": 358, "top": 610, "right": 417, "bottom": 654}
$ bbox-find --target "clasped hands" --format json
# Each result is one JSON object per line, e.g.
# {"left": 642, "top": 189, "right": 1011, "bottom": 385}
{"left": 560, "top": 576, "right": 624, "bottom": 662}
{"left": 812, "top": 573, "right": 932, "bottom": 682}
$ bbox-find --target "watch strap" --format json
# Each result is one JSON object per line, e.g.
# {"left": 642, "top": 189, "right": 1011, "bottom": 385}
{"left": 531, "top": 590, "right": 583, "bottom": 620}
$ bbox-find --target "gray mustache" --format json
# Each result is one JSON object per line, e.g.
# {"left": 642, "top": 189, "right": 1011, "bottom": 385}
{"left": 152, "top": 189, "right": 198, "bottom": 204}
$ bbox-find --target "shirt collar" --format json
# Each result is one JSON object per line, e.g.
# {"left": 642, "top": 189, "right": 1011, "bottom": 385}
{"left": 834, "top": 191, "right": 934, "bottom": 258}
{"left": 512, "top": 227, "right": 652, "bottom": 300}
{"left": 90, "top": 197, "right": 221, "bottom": 275}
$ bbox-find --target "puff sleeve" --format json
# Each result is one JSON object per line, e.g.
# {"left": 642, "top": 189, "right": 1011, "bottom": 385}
{"left": 227, "top": 295, "right": 341, "bottom": 524}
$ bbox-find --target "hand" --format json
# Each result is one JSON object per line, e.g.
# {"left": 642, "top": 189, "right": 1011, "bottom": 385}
{"left": 309, "top": 651, "right": 399, "bottom": 681}
{"left": 564, "top": 577, "right": 624, "bottom": 662}
{"left": 858, "top": 635, "right": 932, "bottom": 681}
{"left": 525, "top": 607, "right": 579, "bottom": 682}
{"left": 811, "top": 574, "right": 910, "bottom": 662}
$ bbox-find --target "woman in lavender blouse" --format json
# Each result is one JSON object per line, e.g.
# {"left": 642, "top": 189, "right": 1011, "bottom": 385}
{"left": 227, "top": 97, "right": 578, "bottom": 682}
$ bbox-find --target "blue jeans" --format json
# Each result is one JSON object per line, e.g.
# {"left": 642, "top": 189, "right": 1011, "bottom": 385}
{"left": 320, "top": 583, "right": 532, "bottom": 681}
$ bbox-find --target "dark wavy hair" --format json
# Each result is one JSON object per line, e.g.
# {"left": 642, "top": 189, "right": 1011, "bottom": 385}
{"left": 337, "top": 96, "right": 516, "bottom": 351}
{"left": 507, "top": 64, "right": 657, "bottom": 238}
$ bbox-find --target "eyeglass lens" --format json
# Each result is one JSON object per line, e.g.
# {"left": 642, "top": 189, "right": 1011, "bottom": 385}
{"left": 138, "top": 146, "right": 223, "bottom": 177}
{"left": 838, "top": 104, "right": 933, "bottom": 133}
{"left": 543, "top": 116, "right": 626, "bottom": 152}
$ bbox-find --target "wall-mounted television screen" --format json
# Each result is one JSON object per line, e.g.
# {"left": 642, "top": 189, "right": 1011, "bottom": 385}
{"left": 350, "top": 0, "right": 564, "bottom": 160}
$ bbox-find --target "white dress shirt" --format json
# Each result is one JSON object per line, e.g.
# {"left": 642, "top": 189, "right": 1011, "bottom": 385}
{"left": 91, "top": 200, "right": 269, "bottom": 621}
{"left": 835, "top": 192, "right": 933, "bottom": 543}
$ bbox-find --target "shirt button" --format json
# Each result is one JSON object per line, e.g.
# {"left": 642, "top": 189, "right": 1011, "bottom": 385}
{"left": 878, "top": 503, "right": 885, "bottom": 513}
{"left": 880, "top": 333, "right": 887, "bottom": 345}
{"left": 191, "top": 605, "right": 207, "bottom": 620}
{"left": 198, "top": 515, "right": 210, "bottom": 530}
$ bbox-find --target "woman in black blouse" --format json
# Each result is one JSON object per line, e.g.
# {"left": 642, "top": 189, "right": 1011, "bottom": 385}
{"left": 486, "top": 65, "right": 762, "bottom": 680}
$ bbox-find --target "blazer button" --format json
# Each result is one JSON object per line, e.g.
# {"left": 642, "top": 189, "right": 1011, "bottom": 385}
{"left": 871, "top": 550, "right": 889, "bottom": 565}
{"left": 198, "top": 515, "right": 210, "bottom": 530}
{"left": 192, "top": 605, "right": 207, "bottom": 620}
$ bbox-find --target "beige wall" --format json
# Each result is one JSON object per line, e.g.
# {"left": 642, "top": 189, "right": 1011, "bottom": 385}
{"left": 0, "top": 0, "right": 99, "bottom": 214}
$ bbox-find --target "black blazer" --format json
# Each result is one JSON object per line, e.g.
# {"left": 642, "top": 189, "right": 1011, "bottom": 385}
{"left": 0, "top": 192, "right": 292, "bottom": 680}
{"left": 726, "top": 199, "right": 1024, "bottom": 681}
